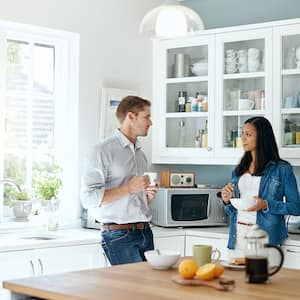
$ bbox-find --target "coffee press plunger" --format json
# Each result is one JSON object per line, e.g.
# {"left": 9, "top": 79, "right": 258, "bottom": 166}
{"left": 244, "top": 225, "right": 284, "bottom": 283}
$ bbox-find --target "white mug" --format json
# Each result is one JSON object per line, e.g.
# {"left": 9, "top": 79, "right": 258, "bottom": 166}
{"left": 144, "top": 172, "right": 158, "bottom": 186}
{"left": 239, "top": 98, "right": 255, "bottom": 110}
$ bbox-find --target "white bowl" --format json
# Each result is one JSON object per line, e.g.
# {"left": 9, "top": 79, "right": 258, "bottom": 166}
{"left": 144, "top": 250, "right": 180, "bottom": 270}
{"left": 230, "top": 198, "right": 256, "bottom": 210}
{"left": 191, "top": 62, "right": 208, "bottom": 76}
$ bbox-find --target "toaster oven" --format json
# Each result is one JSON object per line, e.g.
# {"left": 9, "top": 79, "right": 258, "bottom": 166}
{"left": 150, "top": 187, "right": 228, "bottom": 227}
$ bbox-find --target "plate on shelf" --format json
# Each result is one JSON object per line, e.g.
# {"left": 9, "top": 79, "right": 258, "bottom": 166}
{"left": 220, "top": 260, "right": 245, "bottom": 270}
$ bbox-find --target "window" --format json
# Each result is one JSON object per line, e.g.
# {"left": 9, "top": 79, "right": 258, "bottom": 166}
{"left": 0, "top": 20, "right": 79, "bottom": 224}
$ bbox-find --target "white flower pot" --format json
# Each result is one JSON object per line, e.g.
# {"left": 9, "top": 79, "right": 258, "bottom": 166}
{"left": 12, "top": 200, "right": 33, "bottom": 222}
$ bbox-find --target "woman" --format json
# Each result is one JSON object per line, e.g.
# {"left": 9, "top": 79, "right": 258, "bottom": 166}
{"left": 222, "top": 116, "right": 300, "bottom": 257}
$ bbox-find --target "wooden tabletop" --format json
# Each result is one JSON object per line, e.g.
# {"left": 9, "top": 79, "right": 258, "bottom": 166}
{"left": 3, "top": 262, "right": 300, "bottom": 300}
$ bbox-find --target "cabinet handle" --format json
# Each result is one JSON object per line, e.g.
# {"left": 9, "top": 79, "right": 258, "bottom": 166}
{"left": 38, "top": 258, "right": 44, "bottom": 275}
{"left": 286, "top": 248, "right": 300, "bottom": 254}
{"left": 30, "top": 260, "right": 35, "bottom": 276}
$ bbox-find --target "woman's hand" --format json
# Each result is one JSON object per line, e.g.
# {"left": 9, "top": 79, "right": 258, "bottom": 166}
{"left": 221, "top": 183, "right": 234, "bottom": 204}
{"left": 247, "top": 196, "right": 268, "bottom": 212}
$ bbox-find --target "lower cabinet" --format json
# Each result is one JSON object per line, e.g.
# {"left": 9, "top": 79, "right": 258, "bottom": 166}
{"left": 154, "top": 235, "right": 185, "bottom": 256}
{"left": 0, "top": 243, "right": 106, "bottom": 300}
{"left": 185, "top": 235, "right": 229, "bottom": 261}
{"left": 281, "top": 244, "right": 300, "bottom": 270}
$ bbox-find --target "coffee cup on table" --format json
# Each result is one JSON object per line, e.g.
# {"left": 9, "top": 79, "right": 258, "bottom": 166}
{"left": 143, "top": 172, "right": 158, "bottom": 187}
{"left": 193, "top": 244, "right": 221, "bottom": 267}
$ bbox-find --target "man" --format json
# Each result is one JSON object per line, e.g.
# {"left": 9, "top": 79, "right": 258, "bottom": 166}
{"left": 81, "top": 95, "right": 158, "bottom": 265}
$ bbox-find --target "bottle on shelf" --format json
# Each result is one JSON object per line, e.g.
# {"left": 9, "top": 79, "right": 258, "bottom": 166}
{"left": 185, "top": 98, "right": 192, "bottom": 112}
{"left": 202, "top": 120, "right": 208, "bottom": 148}
{"left": 236, "top": 127, "right": 243, "bottom": 148}
{"left": 284, "top": 119, "right": 292, "bottom": 145}
{"left": 177, "top": 91, "right": 186, "bottom": 112}
{"left": 195, "top": 129, "right": 202, "bottom": 147}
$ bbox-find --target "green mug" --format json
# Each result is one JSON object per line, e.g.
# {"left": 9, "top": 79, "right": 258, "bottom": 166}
{"left": 193, "top": 244, "right": 221, "bottom": 267}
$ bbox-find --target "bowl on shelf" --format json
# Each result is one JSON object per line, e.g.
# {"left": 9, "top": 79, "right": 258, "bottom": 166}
{"left": 230, "top": 198, "right": 256, "bottom": 210}
{"left": 191, "top": 62, "right": 208, "bottom": 76}
{"left": 145, "top": 249, "right": 180, "bottom": 270}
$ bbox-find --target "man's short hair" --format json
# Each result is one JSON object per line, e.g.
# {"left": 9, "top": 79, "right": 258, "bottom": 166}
{"left": 116, "top": 96, "right": 151, "bottom": 123}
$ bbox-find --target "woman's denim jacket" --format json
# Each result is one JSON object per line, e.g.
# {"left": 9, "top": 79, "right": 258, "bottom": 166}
{"left": 224, "top": 161, "right": 300, "bottom": 249}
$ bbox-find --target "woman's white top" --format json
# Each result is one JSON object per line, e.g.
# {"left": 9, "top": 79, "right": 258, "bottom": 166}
{"left": 237, "top": 173, "right": 261, "bottom": 224}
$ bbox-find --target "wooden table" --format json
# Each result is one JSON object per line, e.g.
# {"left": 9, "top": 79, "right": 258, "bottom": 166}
{"left": 3, "top": 262, "right": 300, "bottom": 300}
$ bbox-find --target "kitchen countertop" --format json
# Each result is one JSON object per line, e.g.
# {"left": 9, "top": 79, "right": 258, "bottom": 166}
{"left": 151, "top": 225, "right": 300, "bottom": 246}
{"left": 0, "top": 225, "right": 299, "bottom": 253}
{"left": 3, "top": 261, "right": 300, "bottom": 300}
{"left": 0, "top": 228, "right": 100, "bottom": 252}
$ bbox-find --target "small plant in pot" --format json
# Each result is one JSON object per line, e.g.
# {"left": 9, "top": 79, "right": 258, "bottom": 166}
{"left": 12, "top": 189, "right": 33, "bottom": 222}
{"left": 34, "top": 166, "right": 62, "bottom": 231}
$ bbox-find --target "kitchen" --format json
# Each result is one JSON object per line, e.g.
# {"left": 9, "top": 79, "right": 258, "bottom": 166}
{"left": 1, "top": 0, "right": 300, "bottom": 299}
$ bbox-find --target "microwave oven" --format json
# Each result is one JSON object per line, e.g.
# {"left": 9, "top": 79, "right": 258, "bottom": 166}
{"left": 150, "top": 187, "right": 228, "bottom": 227}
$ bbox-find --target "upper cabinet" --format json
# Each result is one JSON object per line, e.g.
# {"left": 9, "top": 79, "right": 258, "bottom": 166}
{"left": 273, "top": 23, "right": 300, "bottom": 161}
{"left": 152, "top": 19, "right": 300, "bottom": 165}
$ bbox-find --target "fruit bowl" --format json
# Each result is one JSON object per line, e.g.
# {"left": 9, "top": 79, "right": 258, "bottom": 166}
{"left": 145, "top": 250, "right": 180, "bottom": 270}
{"left": 230, "top": 198, "right": 256, "bottom": 210}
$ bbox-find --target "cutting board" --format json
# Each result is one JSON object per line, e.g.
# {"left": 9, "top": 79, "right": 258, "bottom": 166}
{"left": 172, "top": 275, "right": 235, "bottom": 291}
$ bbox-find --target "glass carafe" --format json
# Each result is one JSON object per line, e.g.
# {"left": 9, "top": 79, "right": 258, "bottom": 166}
{"left": 244, "top": 225, "right": 284, "bottom": 283}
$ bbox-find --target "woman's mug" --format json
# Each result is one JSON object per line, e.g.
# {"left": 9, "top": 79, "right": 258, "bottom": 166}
{"left": 239, "top": 98, "right": 255, "bottom": 110}
{"left": 193, "top": 244, "right": 221, "bottom": 267}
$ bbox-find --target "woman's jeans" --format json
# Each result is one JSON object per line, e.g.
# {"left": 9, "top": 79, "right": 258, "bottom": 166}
{"left": 101, "top": 224, "right": 154, "bottom": 265}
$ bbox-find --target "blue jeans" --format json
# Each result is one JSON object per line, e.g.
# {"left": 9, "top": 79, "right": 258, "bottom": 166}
{"left": 101, "top": 224, "right": 154, "bottom": 265}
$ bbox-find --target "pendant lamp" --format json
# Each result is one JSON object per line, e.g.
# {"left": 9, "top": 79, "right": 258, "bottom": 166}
{"left": 139, "top": 0, "right": 204, "bottom": 39}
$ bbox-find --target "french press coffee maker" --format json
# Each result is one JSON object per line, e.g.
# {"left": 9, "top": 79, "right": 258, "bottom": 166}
{"left": 244, "top": 225, "right": 284, "bottom": 283}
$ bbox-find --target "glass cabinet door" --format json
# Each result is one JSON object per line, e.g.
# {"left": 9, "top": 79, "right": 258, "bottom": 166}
{"left": 274, "top": 24, "right": 300, "bottom": 161}
{"left": 152, "top": 36, "right": 215, "bottom": 163}
{"left": 215, "top": 28, "right": 272, "bottom": 159}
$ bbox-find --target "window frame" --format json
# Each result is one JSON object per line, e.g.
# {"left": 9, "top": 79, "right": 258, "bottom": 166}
{"left": 0, "top": 20, "right": 79, "bottom": 226}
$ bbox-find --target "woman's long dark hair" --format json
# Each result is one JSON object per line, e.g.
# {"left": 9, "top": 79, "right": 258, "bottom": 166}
{"left": 235, "top": 116, "right": 287, "bottom": 176}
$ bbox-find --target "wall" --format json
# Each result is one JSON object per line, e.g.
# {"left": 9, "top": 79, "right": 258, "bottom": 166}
{"left": 0, "top": 0, "right": 162, "bottom": 219}
{"left": 152, "top": 0, "right": 300, "bottom": 187}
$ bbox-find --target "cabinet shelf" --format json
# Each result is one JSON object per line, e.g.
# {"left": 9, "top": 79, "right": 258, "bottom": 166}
{"left": 223, "top": 110, "right": 265, "bottom": 116}
{"left": 281, "top": 108, "right": 300, "bottom": 114}
{"left": 223, "top": 71, "right": 265, "bottom": 80}
{"left": 282, "top": 69, "right": 300, "bottom": 75}
{"left": 165, "top": 112, "right": 208, "bottom": 118}
{"left": 166, "top": 76, "right": 208, "bottom": 84}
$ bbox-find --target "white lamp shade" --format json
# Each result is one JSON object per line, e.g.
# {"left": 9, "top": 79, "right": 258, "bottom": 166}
{"left": 139, "top": 3, "right": 204, "bottom": 39}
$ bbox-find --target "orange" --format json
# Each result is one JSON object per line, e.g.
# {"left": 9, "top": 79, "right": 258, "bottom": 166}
{"left": 196, "top": 263, "right": 216, "bottom": 281}
{"left": 178, "top": 259, "right": 198, "bottom": 279}
{"left": 213, "top": 264, "right": 225, "bottom": 278}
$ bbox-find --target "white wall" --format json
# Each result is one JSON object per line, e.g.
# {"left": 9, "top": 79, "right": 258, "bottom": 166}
{"left": 0, "top": 0, "right": 162, "bottom": 218}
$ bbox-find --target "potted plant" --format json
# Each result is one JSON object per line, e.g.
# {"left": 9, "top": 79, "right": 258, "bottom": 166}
{"left": 11, "top": 189, "right": 33, "bottom": 222}
{"left": 34, "top": 166, "right": 62, "bottom": 231}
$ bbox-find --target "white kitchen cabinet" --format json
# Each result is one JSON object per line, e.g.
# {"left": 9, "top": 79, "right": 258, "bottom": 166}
{"left": 152, "top": 34, "right": 216, "bottom": 164}
{"left": 154, "top": 235, "right": 185, "bottom": 256}
{"left": 273, "top": 23, "right": 300, "bottom": 164}
{"left": 0, "top": 243, "right": 105, "bottom": 300}
{"left": 185, "top": 235, "right": 228, "bottom": 261}
{"left": 281, "top": 244, "right": 300, "bottom": 269}
{"left": 152, "top": 18, "right": 300, "bottom": 165}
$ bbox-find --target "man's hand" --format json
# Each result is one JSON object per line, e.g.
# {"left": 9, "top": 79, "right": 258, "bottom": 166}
{"left": 127, "top": 175, "right": 150, "bottom": 193}
{"left": 146, "top": 183, "right": 158, "bottom": 204}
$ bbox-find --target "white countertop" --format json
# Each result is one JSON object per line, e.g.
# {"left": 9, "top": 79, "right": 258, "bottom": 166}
{"left": 0, "top": 225, "right": 299, "bottom": 253}
{"left": 151, "top": 225, "right": 300, "bottom": 247}
{"left": 0, "top": 228, "right": 100, "bottom": 252}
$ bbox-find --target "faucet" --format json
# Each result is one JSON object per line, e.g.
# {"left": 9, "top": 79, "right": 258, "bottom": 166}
{"left": 0, "top": 179, "right": 22, "bottom": 193}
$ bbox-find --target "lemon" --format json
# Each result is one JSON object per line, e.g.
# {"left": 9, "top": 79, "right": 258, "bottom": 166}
{"left": 178, "top": 259, "right": 198, "bottom": 279}
{"left": 196, "top": 263, "right": 216, "bottom": 281}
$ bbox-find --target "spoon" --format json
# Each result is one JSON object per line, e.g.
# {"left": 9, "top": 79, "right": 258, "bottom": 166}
{"left": 155, "top": 249, "right": 161, "bottom": 255}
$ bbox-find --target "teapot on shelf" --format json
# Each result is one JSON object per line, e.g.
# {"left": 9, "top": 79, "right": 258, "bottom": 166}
{"left": 244, "top": 225, "right": 284, "bottom": 284}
